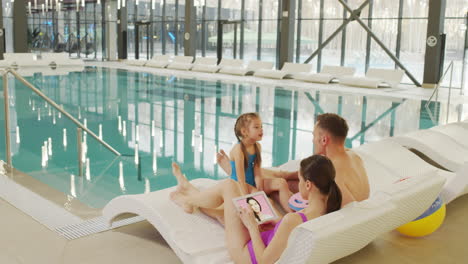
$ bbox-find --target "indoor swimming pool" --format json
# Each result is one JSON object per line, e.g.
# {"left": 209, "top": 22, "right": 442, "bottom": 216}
{"left": 0, "top": 66, "right": 465, "bottom": 208}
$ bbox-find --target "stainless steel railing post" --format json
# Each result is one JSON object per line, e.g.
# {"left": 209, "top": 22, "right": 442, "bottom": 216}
{"left": 6, "top": 69, "right": 120, "bottom": 156}
{"left": 446, "top": 63, "right": 454, "bottom": 123}
{"left": 424, "top": 61, "right": 454, "bottom": 123}
{"left": 77, "top": 128, "right": 83, "bottom": 177}
{"left": 3, "top": 72, "right": 12, "bottom": 167}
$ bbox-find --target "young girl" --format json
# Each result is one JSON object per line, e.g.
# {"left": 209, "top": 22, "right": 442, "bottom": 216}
{"left": 230, "top": 112, "right": 294, "bottom": 212}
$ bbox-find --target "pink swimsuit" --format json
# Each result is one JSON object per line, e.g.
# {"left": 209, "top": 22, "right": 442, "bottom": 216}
{"left": 247, "top": 212, "right": 308, "bottom": 264}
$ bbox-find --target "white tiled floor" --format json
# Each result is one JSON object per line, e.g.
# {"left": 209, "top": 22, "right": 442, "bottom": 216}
{"left": 2, "top": 191, "right": 468, "bottom": 263}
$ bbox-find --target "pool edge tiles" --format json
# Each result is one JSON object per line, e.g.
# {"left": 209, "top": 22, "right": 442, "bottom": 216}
{"left": 0, "top": 164, "right": 139, "bottom": 239}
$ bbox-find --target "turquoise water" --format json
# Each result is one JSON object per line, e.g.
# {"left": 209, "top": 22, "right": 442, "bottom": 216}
{"left": 0, "top": 67, "right": 461, "bottom": 208}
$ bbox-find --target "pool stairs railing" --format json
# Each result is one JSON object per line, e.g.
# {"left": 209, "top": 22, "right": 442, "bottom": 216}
{"left": 1, "top": 68, "right": 121, "bottom": 175}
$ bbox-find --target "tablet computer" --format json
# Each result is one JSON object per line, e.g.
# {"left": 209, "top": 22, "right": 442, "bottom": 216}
{"left": 232, "top": 191, "right": 278, "bottom": 224}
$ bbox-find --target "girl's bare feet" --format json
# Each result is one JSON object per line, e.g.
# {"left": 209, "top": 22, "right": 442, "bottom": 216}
{"left": 170, "top": 162, "right": 198, "bottom": 213}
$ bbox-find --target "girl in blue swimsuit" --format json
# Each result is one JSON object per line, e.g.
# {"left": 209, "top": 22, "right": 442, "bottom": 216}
{"left": 229, "top": 113, "right": 264, "bottom": 195}
{"left": 229, "top": 113, "right": 294, "bottom": 213}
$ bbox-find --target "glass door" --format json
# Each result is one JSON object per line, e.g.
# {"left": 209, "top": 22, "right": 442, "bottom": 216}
{"left": 135, "top": 21, "right": 151, "bottom": 60}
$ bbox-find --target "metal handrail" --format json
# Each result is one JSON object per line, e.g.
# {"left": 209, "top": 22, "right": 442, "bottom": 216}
{"left": 424, "top": 61, "right": 454, "bottom": 123}
{"left": 2, "top": 68, "right": 121, "bottom": 168}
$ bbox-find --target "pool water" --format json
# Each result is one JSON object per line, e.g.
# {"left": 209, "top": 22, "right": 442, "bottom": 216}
{"left": 0, "top": 67, "right": 464, "bottom": 208}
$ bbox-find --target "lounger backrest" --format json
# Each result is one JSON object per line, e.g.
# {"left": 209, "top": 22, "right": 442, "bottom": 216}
{"left": 41, "top": 53, "right": 69, "bottom": 64}
{"left": 353, "top": 151, "right": 399, "bottom": 192}
{"left": 354, "top": 139, "right": 437, "bottom": 178}
{"left": 194, "top": 57, "right": 217, "bottom": 65}
{"left": 392, "top": 130, "right": 468, "bottom": 170}
{"left": 152, "top": 54, "right": 171, "bottom": 61}
{"left": 366, "top": 68, "right": 404, "bottom": 87}
{"left": 278, "top": 170, "right": 445, "bottom": 264}
{"left": 430, "top": 124, "right": 468, "bottom": 148}
{"left": 247, "top": 60, "right": 274, "bottom": 71}
{"left": 281, "top": 62, "right": 313, "bottom": 73}
{"left": 278, "top": 192, "right": 394, "bottom": 264}
{"left": 321, "top": 65, "right": 356, "bottom": 77}
{"left": 219, "top": 58, "right": 244, "bottom": 68}
{"left": 173, "top": 56, "right": 194, "bottom": 64}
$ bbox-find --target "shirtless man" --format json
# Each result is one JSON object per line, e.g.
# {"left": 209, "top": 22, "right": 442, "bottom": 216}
{"left": 218, "top": 113, "right": 369, "bottom": 206}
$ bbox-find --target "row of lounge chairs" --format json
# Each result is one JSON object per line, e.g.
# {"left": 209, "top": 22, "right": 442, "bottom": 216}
{"left": 0, "top": 53, "right": 85, "bottom": 68}
{"left": 127, "top": 55, "right": 405, "bottom": 89}
{"left": 102, "top": 119, "right": 468, "bottom": 263}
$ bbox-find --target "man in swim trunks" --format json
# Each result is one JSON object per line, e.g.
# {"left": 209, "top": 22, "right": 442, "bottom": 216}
{"left": 218, "top": 113, "right": 370, "bottom": 207}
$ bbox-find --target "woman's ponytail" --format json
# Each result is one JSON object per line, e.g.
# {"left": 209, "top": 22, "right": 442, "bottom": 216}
{"left": 300, "top": 155, "right": 343, "bottom": 214}
{"left": 326, "top": 181, "right": 342, "bottom": 214}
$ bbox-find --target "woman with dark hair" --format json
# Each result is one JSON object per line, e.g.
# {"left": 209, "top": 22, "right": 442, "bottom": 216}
{"left": 171, "top": 154, "right": 342, "bottom": 264}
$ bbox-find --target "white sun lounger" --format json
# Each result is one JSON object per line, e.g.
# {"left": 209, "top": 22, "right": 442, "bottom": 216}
{"left": 145, "top": 55, "right": 172, "bottom": 68}
{"left": 253, "top": 62, "right": 313, "bottom": 79}
{"left": 354, "top": 139, "right": 468, "bottom": 204}
{"left": 340, "top": 68, "right": 405, "bottom": 89}
{"left": 219, "top": 60, "right": 274, "bottom": 76}
{"left": 279, "top": 170, "right": 444, "bottom": 263}
{"left": 42, "top": 53, "right": 85, "bottom": 67}
{"left": 0, "top": 55, "right": 16, "bottom": 68}
{"left": 390, "top": 129, "right": 468, "bottom": 173}
{"left": 189, "top": 57, "right": 218, "bottom": 72}
{"left": 126, "top": 59, "right": 147, "bottom": 66}
{"left": 191, "top": 58, "right": 243, "bottom": 73}
{"left": 429, "top": 123, "right": 468, "bottom": 149}
{"left": 294, "top": 65, "right": 356, "bottom": 84}
{"left": 166, "top": 56, "right": 195, "bottom": 71}
{"left": 103, "top": 164, "right": 445, "bottom": 263}
{"left": 3, "top": 53, "right": 52, "bottom": 67}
